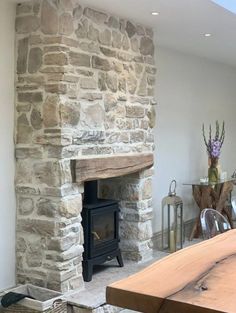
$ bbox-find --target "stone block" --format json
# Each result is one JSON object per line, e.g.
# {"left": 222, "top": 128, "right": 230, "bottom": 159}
{"left": 99, "top": 29, "right": 112, "bottom": 46}
{"left": 15, "top": 160, "right": 33, "bottom": 185}
{"left": 118, "top": 76, "right": 126, "bottom": 93}
{"left": 16, "top": 16, "right": 40, "bottom": 33}
{"left": 58, "top": 0, "right": 73, "bottom": 11}
{"left": 104, "top": 94, "right": 117, "bottom": 112}
{"left": 59, "top": 13, "right": 73, "bottom": 35}
{"left": 16, "top": 186, "right": 40, "bottom": 196}
{"left": 80, "top": 93, "right": 102, "bottom": 101}
{"left": 15, "top": 147, "right": 43, "bottom": 159}
{"left": 92, "top": 56, "right": 111, "bottom": 71}
{"left": 131, "top": 38, "right": 139, "bottom": 52}
{"left": 69, "top": 51, "right": 90, "bottom": 67}
{"left": 73, "top": 5, "right": 83, "bottom": 19}
{"left": 146, "top": 27, "right": 154, "bottom": 38}
{"left": 148, "top": 88, "right": 154, "bottom": 96}
{"left": 100, "top": 47, "right": 116, "bottom": 58}
{"left": 75, "top": 19, "right": 89, "bottom": 39}
{"left": 48, "top": 235, "right": 78, "bottom": 252}
{"left": 41, "top": 0, "right": 59, "bottom": 34}
{"left": 18, "top": 197, "right": 34, "bottom": 215}
{"left": 44, "top": 53, "right": 68, "bottom": 66}
{"left": 68, "top": 274, "right": 84, "bottom": 291}
{"left": 121, "top": 208, "right": 153, "bottom": 222}
{"left": 29, "top": 35, "right": 42, "bottom": 45}
{"left": 48, "top": 268, "right": 77, "bottom": 283}
{"left": 120, "top": 238, "right": 153, "bottom": 253}
{"left": 140, "top": 37, "right": 154, "bottom": 56}
{"left": 16, "top": 3, "right": 32, "bottom": 15}
{"left": 120, "top": 220, "right": 153, "bottom": 241}
{"left": 28, "top": 48, "right": 42, "bottom": 73}
{"left": 130, "top": 96, "right": 149, "bottom": 105}
{"left": 112, "top": 31, "right": 122, "bottom": 49}
{"left": 80, "top": 42, "right": 100, "bottom": 54}
{"left": 59, "top": 195, "right": 82, "bottom": 218}
{"left": 45, "top": 83, "right": 67, "bottom": 94}
{"left": 126, "top": 106, "right": 145, "bottom": 118}
{"left": 122, "top": 34, "right": 130, "bottom": 50}
{"left": 17, "top": 38, "right": 28, "bottom": 74}
{"left": 127, "top": 74, "right": 137, "bottom": 94}
{"left": 106, "top": 72, "right": 118, "bottom": 92}
{"left": 60, "top": 101, "right": 80, "bottom": 126}
{"left": 84, "top": 7, "right": 108, "bottom": 24}
{"left": 17, "top": 218, "right": 56, "bottom": 236}
{"left": 145, "top": 66, "right": 157, "bottom": 74}
{"left": 117, "top": 52, "right": 133, "bottom": 62}
{"left": 73, "top": 130, "right": 105, "bottom": 144}
{"left": 37, "top": 198, "right": 58, "bottom": 217}
{"left": 147, "top": 106, "right": 156, "bottom": 128}
{"left": 33, "top": 160, "right": 71, "bottom": 186}
{"left": 98, "top": 72, "right": 107, "bottom": 91}
{"left": 80, "top": 103, "right": 105, "bottom": 128}
{"left": 141, "top": 178, "right": 152, "bottom": 199}
{"left": 16, "top": 237, "right": 27, "bottom": 253}
{"left": 26, "top": 238, "right": 43, "bottom": 267}
{"left": 147, "top": 75, "right": 155, "bottom": 86}
{"left": 31, "top": 108, "right": 42, "bottom": 130}
{"left": 80, "top": 77, "right": 97, "bottom": 89}
{"left": 18, "top": 92, "right": 43, "bottom": 103}
{"left": 126, "top": 21, "right": 136, "bottom": 38}
{"left": 43, "top": 95, "right": 60, "bottom": 127}
{"left": 137, "top": 72, "right": 147, "bottom": 96}
{"left": 107, "top": 16, "right": 119, "bottom": 29}
{"left": 130, "top": 131, "right": 145, "bottom": 142}
{"left": 88, "top": 24, "right": 99, "bottom": 41}
{"left": 52, "top": 245, "right": 84, "bottom": 262}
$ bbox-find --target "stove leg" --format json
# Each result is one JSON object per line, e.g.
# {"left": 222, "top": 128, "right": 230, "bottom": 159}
{"left": 82, "top": 260, "right": 93, "bottom": 282}
{"left": 117, "top": 250, "right": 124, "bottom": 267}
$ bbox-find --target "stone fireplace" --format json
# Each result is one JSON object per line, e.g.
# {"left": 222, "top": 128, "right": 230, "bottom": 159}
{"left": 15, "top": 0, "right": 156, "bottom": 292}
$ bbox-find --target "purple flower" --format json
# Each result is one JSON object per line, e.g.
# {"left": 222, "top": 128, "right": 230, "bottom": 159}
{"left": 202, "top": 121, "right": 225, "bottom": 159}
{"left": 210, "top": 139, "right": 221, "bottom": 158}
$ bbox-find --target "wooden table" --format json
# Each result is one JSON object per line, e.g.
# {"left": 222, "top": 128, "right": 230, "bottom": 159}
{"left": 107, "top": 230, "right": 236, "bottom": 313}
{"left": 184, "top": 179, "right": 234, "bottom": 240}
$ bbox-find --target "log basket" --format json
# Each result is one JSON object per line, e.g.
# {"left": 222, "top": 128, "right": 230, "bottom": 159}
{"left": 0, "top": 285, "right": 67, "bottom": 313}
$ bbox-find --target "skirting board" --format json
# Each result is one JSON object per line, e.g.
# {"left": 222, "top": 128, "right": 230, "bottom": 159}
{"left": 152, "top": 218, "right": 196, "bottom": 250}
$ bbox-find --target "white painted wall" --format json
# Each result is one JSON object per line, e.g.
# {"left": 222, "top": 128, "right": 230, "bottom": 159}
{"left": 0, "top": 0, "right": 16, "bottom": 290}
{"left": 153, "top": 47, "right": 236, "bottom": 233}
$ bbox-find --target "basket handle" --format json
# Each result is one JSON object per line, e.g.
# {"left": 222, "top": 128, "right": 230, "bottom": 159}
{"left": 52, "top": 299, "right": 63, "bottom": 308}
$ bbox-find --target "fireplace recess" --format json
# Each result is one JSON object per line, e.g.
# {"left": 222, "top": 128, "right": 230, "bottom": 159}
{"left": 82, "top": 181, "right": 123, "bottom": 282}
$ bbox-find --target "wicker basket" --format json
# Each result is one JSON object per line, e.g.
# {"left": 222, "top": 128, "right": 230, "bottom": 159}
{"left": 0, "top": 285, "right": 67, "bottom": 313}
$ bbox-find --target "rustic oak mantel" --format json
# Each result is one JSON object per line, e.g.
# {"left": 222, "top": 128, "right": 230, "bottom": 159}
{"left": 74, "top": 152, "right": 153, "bottom": 183}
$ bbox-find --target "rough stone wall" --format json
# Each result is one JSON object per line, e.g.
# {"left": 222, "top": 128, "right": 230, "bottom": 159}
{"left": 99, "top": 168, "right": 154, "bottom": 263}
{"left": 15, "top": 0, "right": 156, "bottom": 292}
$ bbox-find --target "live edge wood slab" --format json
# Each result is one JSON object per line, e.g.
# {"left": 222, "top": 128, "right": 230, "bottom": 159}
{"left": 75, "top": 153, "right": 153, "bottom": 183}
{"left": 107, "top": 230, "right": 236, "bottom": 313}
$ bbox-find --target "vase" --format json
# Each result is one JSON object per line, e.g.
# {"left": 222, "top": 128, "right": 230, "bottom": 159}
{"left": 208, "top": 157, "right": 219, "bottom": 183}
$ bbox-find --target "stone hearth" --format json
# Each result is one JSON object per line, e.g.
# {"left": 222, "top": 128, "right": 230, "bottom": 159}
{"left": 15, "top": 0, "right": 156, "bottom": 292}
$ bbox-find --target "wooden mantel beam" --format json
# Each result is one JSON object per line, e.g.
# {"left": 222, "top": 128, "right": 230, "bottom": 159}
{"left": 74, "top": 152, "right": 153, "bottom": 183}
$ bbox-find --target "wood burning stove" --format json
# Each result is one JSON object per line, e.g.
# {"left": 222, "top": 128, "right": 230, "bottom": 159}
{"left": 82, "top": 181, "right": 123, "bottom": 282}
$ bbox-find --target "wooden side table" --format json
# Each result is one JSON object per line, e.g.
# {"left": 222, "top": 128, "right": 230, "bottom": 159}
{"left": 184, "top": 179, "right": 234, "bottom": 240}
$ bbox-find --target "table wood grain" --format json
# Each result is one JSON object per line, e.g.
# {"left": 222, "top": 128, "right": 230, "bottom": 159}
{"left": 106, "top": 230, "right": 236, "bottom": 313}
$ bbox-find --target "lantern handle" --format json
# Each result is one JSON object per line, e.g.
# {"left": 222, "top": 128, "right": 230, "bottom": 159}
{"left": 168, "top": 180, "right": 177, "bottom": 196}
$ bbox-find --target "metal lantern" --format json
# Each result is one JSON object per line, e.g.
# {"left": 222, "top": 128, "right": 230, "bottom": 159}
{"left": 161, "top": 180, "right": 183, "bottom": 253}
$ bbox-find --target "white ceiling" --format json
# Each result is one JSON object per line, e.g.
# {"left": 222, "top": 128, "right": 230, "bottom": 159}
{"left": 12, "top": 0, "right": 236, "bottom": 67}
{"left": 78, "top": 0, "right": 236, "bottom": 67}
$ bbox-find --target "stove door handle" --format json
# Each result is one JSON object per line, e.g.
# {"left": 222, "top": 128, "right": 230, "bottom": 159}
{"left": 92, "top": 231, "right": 100, "bottom": 240}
